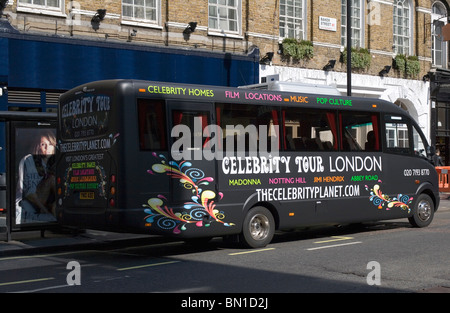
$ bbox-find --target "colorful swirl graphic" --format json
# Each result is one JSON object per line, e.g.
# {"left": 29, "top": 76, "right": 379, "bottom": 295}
{"left": 365, "top": 182, "right": 412, "bottom": 213}
{"left": 144, "top": 153, "right": 234, "bottom": 234}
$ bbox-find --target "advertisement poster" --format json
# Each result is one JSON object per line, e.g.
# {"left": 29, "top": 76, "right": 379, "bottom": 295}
{"left": 14, "top": 126, "right": 57, "bottom": 226}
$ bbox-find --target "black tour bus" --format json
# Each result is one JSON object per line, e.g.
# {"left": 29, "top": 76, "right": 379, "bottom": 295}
{"left": 55, "top": 79, "right": 439, "bottom": 248}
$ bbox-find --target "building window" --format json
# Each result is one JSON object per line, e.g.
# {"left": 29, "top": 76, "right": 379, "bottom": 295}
{"left": 17, "top": 0, "right": 65, "bottom": 16}
{"left": 208, "top": 0, "right": 240, "bottom": 33}
{"left": 432, "top": 1, "right": 447, "bottom": 68}
{"left": 279, "top": 0, "right": 306, "bottom": 40}
{"left": 122, "top": 0, "right": 159, "bottom": 23}
{"left": 17, "top": 0, "right": 64, "bottom": 14}
{"left": 393, "top": 0, "right": 412, "bottom": 55}
{"left": 18, "top": 0, "right": 60, "bottom": 7}
{"left": 436, "top": 102, "right": 450, "bottom": 136}
{"left": 341, "top": 0, "right": 363, "bottom": 48}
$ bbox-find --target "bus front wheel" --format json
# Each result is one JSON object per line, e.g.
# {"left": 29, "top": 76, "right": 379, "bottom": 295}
{"left": 408, "top": 194, "right": 434, "bottom": 228}
{"left": 240, "top": 206, "right": 275, "bottom": 248}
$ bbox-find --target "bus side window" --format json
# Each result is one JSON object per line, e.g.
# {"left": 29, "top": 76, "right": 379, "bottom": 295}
{"left": 384, "top": 115, "right": 411, "bottom": 155}
{"left": 339, "top": 112, "right": 380, "bottom": 152}
{"left": 137, "top": 99, "right": 167, "bottom": 151}
{"left": 172, "top": 110, "right": 211, "bottom": 149}
{"left": 282, "top": 107, "right": 337, "bottom": 152}
{"left": 413, "top": 124, "right": 427, "bottom": 158}
{"left": 216, "top": 103, "right": 280, "bottom": 153}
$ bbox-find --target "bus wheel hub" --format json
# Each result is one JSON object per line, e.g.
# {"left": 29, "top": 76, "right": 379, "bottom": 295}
{"left": 250, "top": 214, "right": 269, "bottom": 240}
{"left": 417, "top": 200, "right": 431, "bottom": 221}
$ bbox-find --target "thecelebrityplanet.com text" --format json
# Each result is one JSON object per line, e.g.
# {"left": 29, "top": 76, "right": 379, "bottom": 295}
{"left": 256, "top": 185, "right": 360, "bottom": 202}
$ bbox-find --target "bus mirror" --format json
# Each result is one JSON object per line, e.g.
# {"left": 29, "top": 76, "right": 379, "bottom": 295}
{"left": 427, "top": 146, "right": 435, "bottom": 157}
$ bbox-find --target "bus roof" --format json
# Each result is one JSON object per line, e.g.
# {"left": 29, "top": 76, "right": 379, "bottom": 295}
{"left": 239, "top": 80, "right": 341, "bottom": 96}
{"left": 61, "top": 79, "right": 409, "bottom": 116}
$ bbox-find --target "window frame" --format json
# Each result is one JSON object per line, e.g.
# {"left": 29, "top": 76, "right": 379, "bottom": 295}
{"left": 137, "top": 99, "right": 167, "bottom": 151}
{"left": 279, "top": 0, "right": 307, "bottom": 40}
{"left": 393, "top": 0, "right": 413, "bottom": 55}
{"left": 339, "top": 111, "right": 381, "bottom": 152}
{"left": 412, "top": 123, "right": 428, "bottom": 159}
{"left": 436, "top": 101, "right": 450, "bottom": 137}
{"left": 383, "top": 114, "right": 412, "bottom": 156}
{"left": 431, "top": 1, "right": 448, "bottom": 68}
{"left": 171, "top": 109, "right": 211, "bottom": 150}
{"left": 216, "top": 102, "right": 280, "bottom": 154}
{"left": 281, "top": 107, "right": 338, "bottom": 152}
{"left": 121, "top": 0, "right": 161, "bottom": 26}
{"left": 341, "top": 0, "right": 364, "bottom": 48}
{"left": 17, "top": 0, "right": 65, "bottom": 16}
{"left": 208, "top": 0, "right": 242, "bottom": 35}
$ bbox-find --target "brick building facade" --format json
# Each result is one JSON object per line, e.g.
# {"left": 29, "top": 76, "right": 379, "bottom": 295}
{"left": 2, "top": 0, "right": 440, "bottom": 77}
{"left": 1, "top": 0, "right": 450, "bottom": 163}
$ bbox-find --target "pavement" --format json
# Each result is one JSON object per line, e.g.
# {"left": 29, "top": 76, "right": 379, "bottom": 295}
{"left": 0, "top": 226, "right": 162, "bottom": 257}
{"left": 0, "top": 194, "right": 449, "bottom": 257}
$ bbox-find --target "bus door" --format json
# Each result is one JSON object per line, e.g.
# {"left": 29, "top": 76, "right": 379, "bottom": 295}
{"left": 382, "top": 114, "right": 430, "bottom": 218}
{"left": 167, "top": 101, "right": 218, "bottom": 206}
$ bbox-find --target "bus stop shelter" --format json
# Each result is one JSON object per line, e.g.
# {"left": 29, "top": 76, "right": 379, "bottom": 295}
{"left": 0, "top": 111, "right": 57, "bottom": 241}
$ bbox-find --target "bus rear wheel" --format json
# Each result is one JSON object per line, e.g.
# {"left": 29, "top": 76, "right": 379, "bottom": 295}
{"left": 240, "top": 206, "right": 275, "bottom": 248}
{"left": 408, "top": 194, "right": 434, "bottom": 228}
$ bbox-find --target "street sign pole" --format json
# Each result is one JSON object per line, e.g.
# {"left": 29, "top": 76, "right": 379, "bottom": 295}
{"left": 347, "top": 0, "right": 352, "bottom": 97}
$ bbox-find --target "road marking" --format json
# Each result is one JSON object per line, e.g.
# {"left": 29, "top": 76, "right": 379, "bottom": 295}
{"left": 306, "top": 241, "right": 362, "bottom": 251}
{"left": 0, "top": 250, "right": 95, "bottom": 262}
{"left": 314, "top": 236, "right": 354, "bottom": 244}
{"left": 15, "top": 284, "right": 72, "bottom": 293}
{"left": 229, "top": 248, "right": 275, "bottom": 255}
{"left": 117, "top": 260, "right": 180, "bottom": 271}
{"left": 0, "top": 277, "right": 55, "bottom": 287}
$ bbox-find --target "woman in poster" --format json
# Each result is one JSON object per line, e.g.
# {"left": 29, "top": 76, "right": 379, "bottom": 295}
{"left": 15, "top": 130, "right": 57, "bottom": 224}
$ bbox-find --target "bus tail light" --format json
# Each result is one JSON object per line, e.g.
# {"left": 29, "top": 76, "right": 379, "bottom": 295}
{"left": 109, "top": 174, "right": 117, "bottom": 207}
{"left": 56, "top": 177, "right": 62, "bottom": 197}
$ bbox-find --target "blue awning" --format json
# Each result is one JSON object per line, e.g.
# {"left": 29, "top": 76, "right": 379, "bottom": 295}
{"left": 1, "top": 29, "right": 259, "bottom": 90}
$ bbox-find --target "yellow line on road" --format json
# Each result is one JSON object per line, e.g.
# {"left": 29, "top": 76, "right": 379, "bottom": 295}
{"left": 117, "top": 260, "right": 180, "bottom": 271}
{"left": 229, "top": 248, "right": 275, "bottom": 255}
{"left": 0, "top": 277, "right": 55, "bottom": 287}
{"left": 314, "top": 236, "right": 354, "bottom": 244}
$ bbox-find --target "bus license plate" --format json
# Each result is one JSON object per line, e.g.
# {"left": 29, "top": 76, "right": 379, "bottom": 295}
{"left": 80, "top": 192, "right": 95, "bottom": 200}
